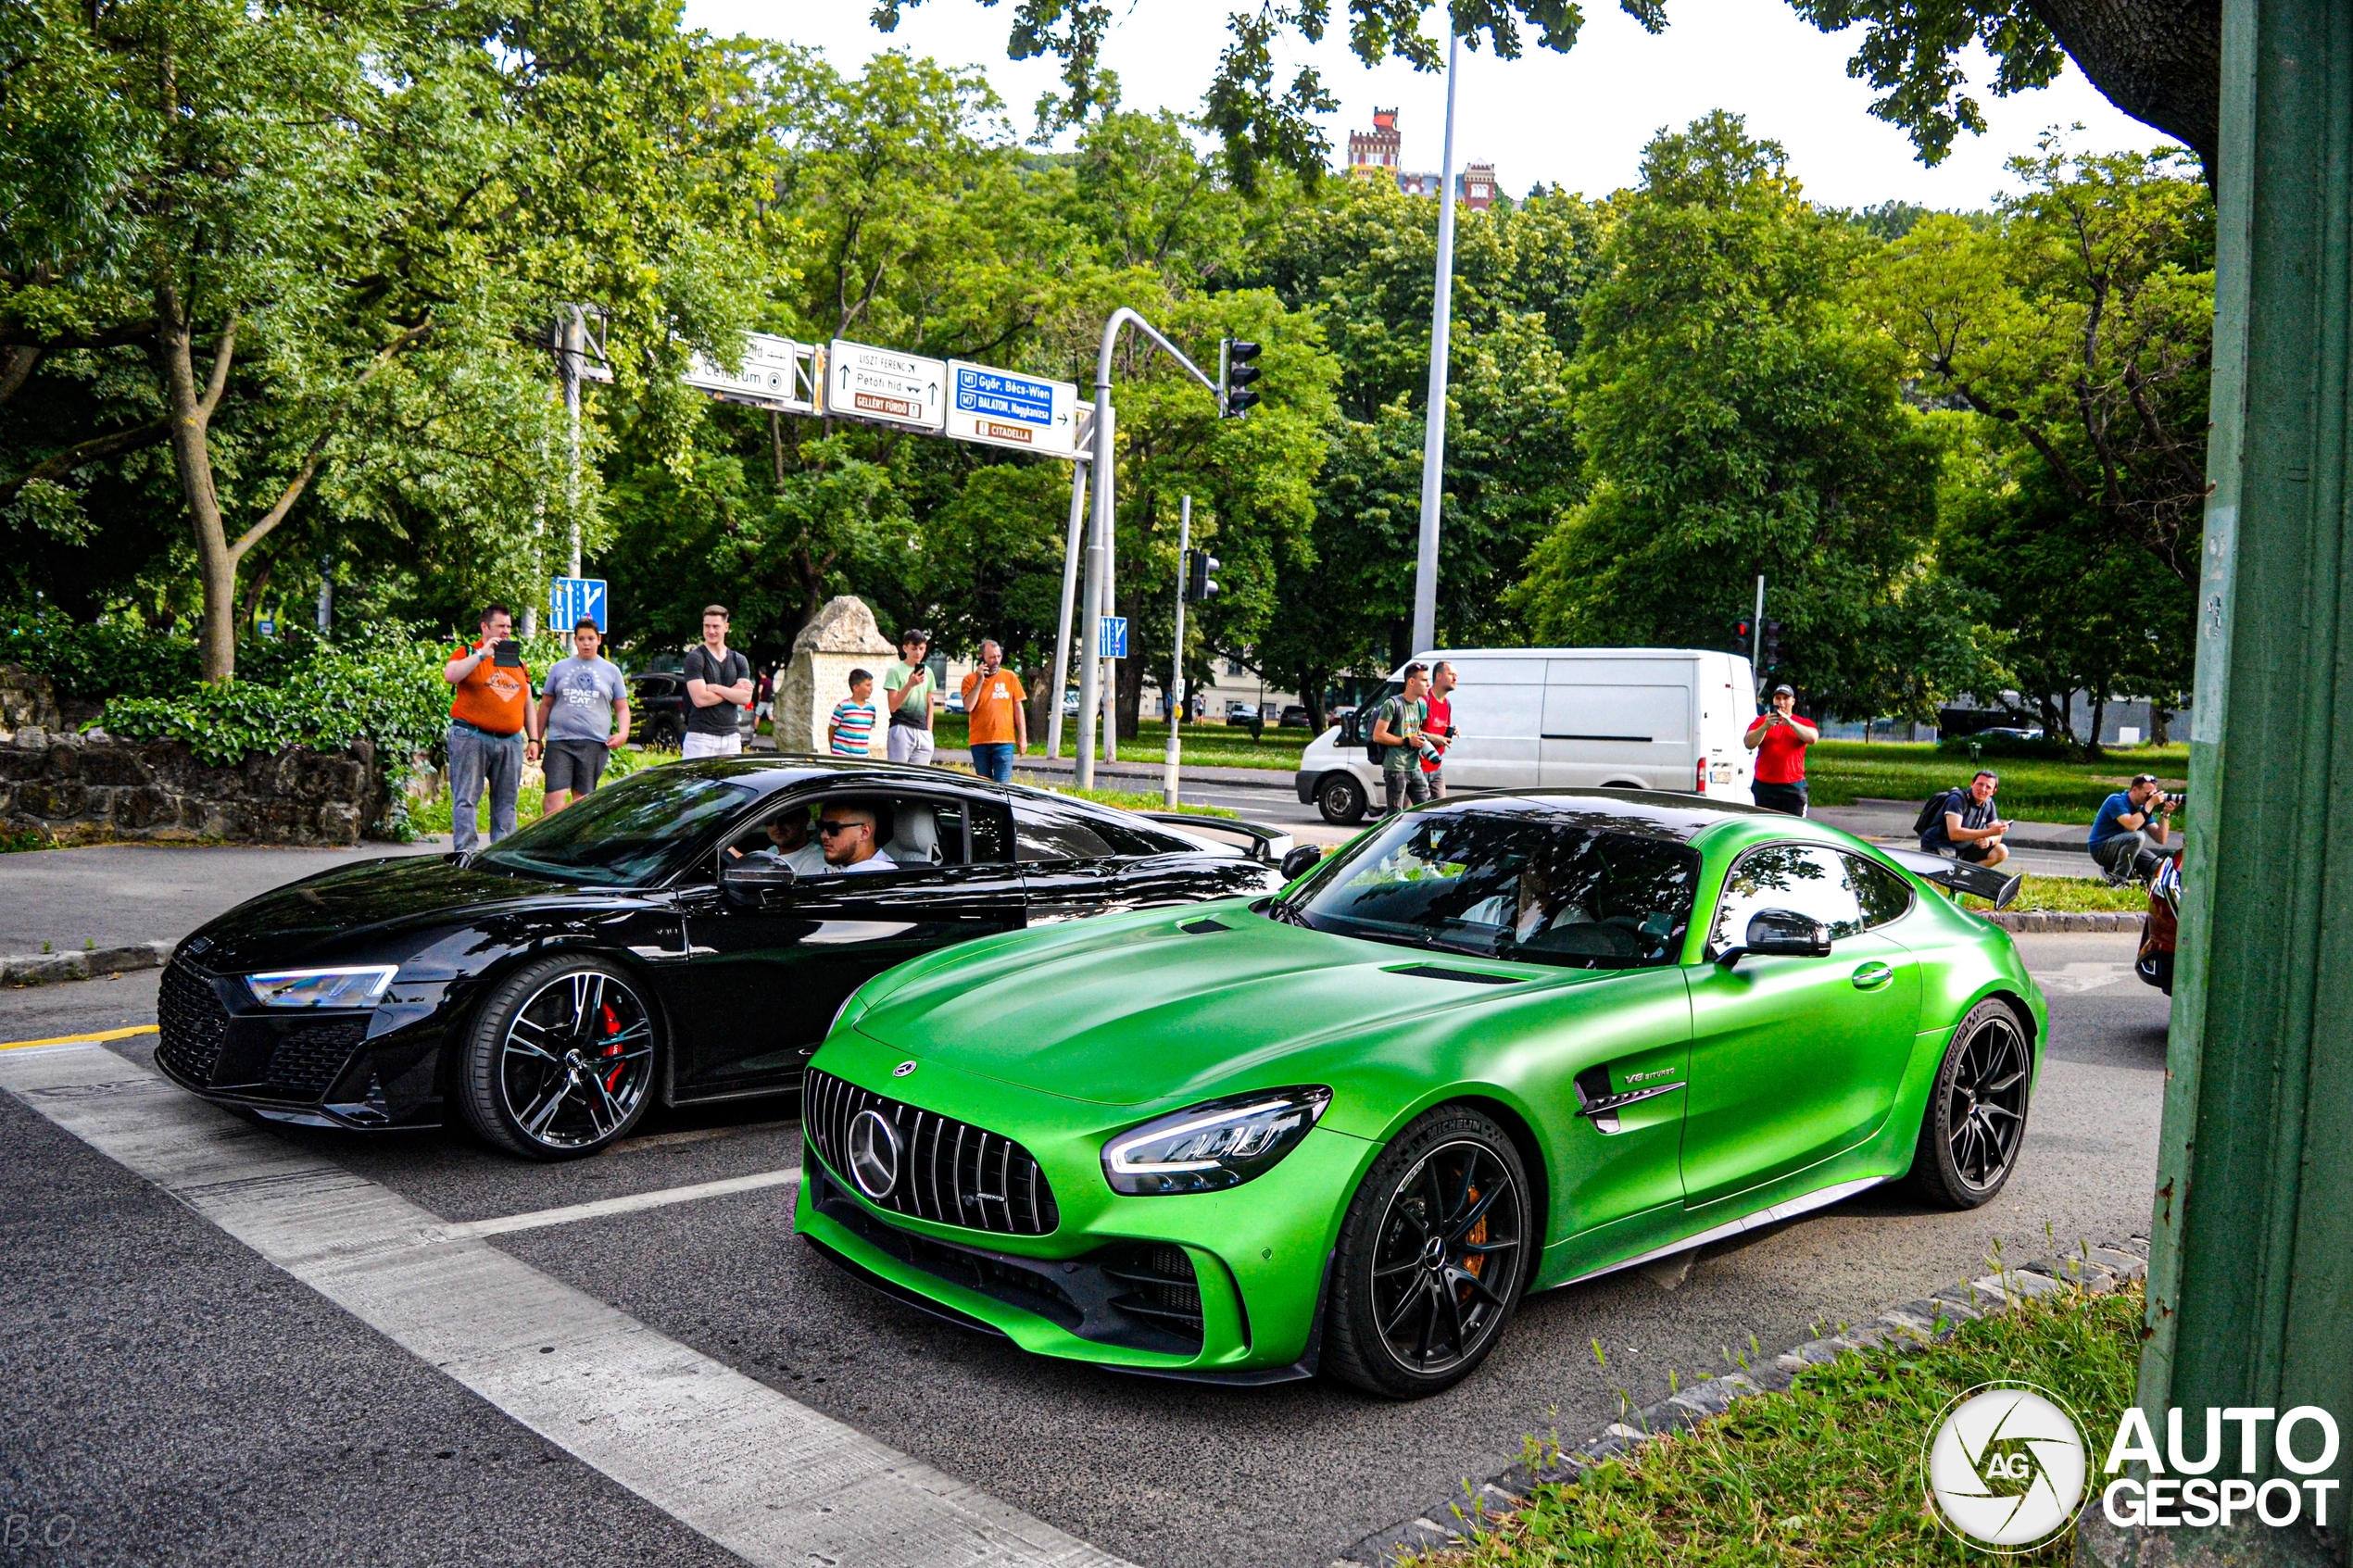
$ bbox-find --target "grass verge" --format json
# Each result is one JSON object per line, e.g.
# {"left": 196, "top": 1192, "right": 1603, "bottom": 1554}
{"left": 1427, "top": 1282, "right": 2144, "bottom": 1568}
{"left": 1806, "top": 742, "right": 2186, "bottom": 824}
{"left": 1980, "top": 875, "right": 2146, "bottom": 915}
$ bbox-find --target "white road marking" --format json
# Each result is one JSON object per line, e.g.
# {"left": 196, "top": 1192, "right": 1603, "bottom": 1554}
{"left": 1, "top": 1045, "right": 1129, "bottom": 1568}
{"left": 2034, "top": 960, "right": 2139, "bottom": 995}
{"left": 453, "top": 1168, "right": 802, "bottom": 1238}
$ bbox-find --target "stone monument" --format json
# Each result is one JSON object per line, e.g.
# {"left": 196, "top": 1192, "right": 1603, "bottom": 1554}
{"left": 774, "top": 596, "right": 897, "bottom": 756}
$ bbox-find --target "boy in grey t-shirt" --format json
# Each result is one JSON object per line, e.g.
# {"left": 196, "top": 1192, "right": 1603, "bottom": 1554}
{"left": 535, "top": 619, "right": 630, "bottom": 812}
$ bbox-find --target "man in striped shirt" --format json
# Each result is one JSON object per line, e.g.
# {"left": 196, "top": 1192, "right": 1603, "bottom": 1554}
{"left": 828, "top": 670, "right": 879, "bottom": 756}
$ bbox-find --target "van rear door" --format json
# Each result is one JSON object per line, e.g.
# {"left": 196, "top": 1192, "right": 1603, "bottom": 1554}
{"left": 1428, "top": 656, "right": 1543, "bottom": 790}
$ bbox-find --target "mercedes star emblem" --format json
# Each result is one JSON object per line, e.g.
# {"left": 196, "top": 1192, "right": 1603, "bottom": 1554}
{"left": 847, "top": 1109, "right": 902, "bottom": 1199}
{"left": 893, "top": 1060, "right": 918, "bottom": 1078}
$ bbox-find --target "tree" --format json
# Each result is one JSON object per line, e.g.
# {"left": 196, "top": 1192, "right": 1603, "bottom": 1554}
{"left": 1, "top": 0, "right": 772, "bottom": 677}
{"left": 1512, "top": 114, "right": 1985, "bottom": 717}
{"left": 1856, "top": 142, "right": 2214, "bottom": 587}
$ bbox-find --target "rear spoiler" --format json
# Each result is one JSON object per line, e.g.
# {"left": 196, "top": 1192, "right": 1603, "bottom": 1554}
{"left": 1884, "top": 847, "right": 2024, "bottom": 912}
{"left": 1138, "top": 811, "right": 1296, "bottom": 866}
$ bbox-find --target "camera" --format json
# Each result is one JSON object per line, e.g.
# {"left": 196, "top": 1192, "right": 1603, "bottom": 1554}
{"left": 2158, "top": 792, "right": 2185, "bottom": 812}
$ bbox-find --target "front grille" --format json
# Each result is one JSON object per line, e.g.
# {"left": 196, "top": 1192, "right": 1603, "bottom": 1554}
{"left": 157, "top": 961, "right": 231, "bottom": 1085}
{"left": 263, "top": 1019, "right": 369, "bottom": 1098}
{"left": 804, "top": 1069, "right": 1059, "bottom": 1236}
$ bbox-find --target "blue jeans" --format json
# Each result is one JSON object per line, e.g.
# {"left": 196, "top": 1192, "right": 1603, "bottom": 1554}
{"left": 970, "top": 742, "right": 1015, "bottom": 784}
{"left": 447, "top": 722, "right": 523, "bottom": 852}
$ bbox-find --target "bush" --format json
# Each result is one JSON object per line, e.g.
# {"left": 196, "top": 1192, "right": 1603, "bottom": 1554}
{"left": 1935, "top": 732, "right": 2087, "bottom": 762}
{"left": 4, "top": 607, "right": 200, "bottom": 699}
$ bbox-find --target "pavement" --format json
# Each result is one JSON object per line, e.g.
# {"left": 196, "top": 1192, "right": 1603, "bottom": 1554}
{"left": 0, "top": 824, "right": 2170, "bottom": 1568}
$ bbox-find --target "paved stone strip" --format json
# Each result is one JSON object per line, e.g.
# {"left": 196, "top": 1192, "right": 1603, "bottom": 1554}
{"left": 0, "top": 1043, "right": 1130, "bottom": 1568}
{"left": 1340, "top": 1236, "right": 2153, "bottom": 1565}
{"left": 2, "top": 937, "right": 172, "bottom": 985}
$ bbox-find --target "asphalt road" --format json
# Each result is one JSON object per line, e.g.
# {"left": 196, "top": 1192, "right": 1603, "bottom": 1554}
{"left": 0, "top": 875, "right": 2167, "bottom": 1568}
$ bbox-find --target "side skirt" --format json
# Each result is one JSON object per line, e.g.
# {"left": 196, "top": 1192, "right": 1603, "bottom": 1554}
{"left": 1543, "top": 1176, "right": 1886, "bottom": 1292}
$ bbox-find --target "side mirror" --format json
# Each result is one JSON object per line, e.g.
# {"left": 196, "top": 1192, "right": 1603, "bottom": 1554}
{"left": 720, "top": 859, "right": 796, "bottom": 907}
{"left": 1278, "top": 844, "right": 1324, "bottom": 882}
{"left": 1717, "top": 908, "right": 1832, "bottom": 967}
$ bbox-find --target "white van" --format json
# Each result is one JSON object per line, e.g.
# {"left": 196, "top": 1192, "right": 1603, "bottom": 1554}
{"left": 1295, "top": 647, "right": 1760, "bottom": 823}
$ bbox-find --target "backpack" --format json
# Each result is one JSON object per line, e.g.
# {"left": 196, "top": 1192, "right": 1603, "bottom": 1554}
{"left": 1914, "top": 787, "right": 1961, "bottom": 841}
{"left": 1359, "top": 698, "right": 1395, "bottom": 764}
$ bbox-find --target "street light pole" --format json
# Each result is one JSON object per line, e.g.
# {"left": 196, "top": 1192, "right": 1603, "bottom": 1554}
{"left": 1075, "top": 308, "right": 1223, "bottom": 789}
{"left": 1164, "top": 495, "right": 1190, "bottom": 808}
{"left": 1408, "top": 28, "right": 1462, "bottom": 658}
{"left": 562, "top": 306, "right": 585, "bottom": 578}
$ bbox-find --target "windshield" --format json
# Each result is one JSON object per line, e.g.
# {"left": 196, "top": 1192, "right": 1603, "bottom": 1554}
{"left": 475, "top": 769, "right": 757, "bottom": 886}
{"left": 1285, "top": 810, "right": 1699, "bottom": 969}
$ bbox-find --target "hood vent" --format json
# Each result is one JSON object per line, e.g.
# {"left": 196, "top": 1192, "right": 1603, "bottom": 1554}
{"left": 1387, "top": 963, "right": 1523, "bottom": 985}
{"left": 1179, "top": 918, "right": 1228, "bottom": 935}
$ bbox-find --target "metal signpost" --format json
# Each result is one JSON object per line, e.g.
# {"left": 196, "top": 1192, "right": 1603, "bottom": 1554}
{"left": 1164, "top": 496, "right": 1190, "bottom": 808}
{"left": 550, "top": 576, "right": 608, "bottom": 634}
{"left": 826, "top": 339, "right": 945, "bottom": 432}
{"left": 1075, "top": 310, "right": 1225, "bottom": 789}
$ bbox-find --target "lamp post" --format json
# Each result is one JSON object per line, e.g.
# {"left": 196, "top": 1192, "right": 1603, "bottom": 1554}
{"left": 1407, "top": 27, "right": 1462, "bottom": 658}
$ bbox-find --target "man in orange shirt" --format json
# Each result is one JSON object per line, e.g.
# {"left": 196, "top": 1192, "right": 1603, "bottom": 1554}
{"left": 441, "top": 603, "right": 539, "bottom": 851}
{"left": 960, "top": 639, "right": 1027, "bottom": 784}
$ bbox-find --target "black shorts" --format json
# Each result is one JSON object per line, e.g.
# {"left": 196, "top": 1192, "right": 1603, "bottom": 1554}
{"left": 1752, "top": 780, "right": 1808, "bottom": 817}
{"left": 543, "top": 739, "right": 609, "bottom": 796}
{"left": 1954, "top": 842, "right": 1995, "bottom": 863}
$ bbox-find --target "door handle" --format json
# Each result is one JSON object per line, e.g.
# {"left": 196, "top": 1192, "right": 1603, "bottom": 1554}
{"left": 1850, "top": 960, "right": 1895, "bottom": 990}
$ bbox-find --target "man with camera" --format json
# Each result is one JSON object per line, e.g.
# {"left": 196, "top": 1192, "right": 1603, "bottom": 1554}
{"left": 2088, "top": 772, "right": 2177, "bottom": 884}
{"left": 441, "top": 603, "right": 539, "bottom": 852}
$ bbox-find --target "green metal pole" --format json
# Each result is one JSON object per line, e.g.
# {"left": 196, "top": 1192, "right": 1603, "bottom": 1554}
{"left": 2080, "top": 2, "right": 2353, "bottom": 1562}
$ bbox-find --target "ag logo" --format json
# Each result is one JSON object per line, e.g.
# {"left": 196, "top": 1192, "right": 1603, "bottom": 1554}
{"left": 1923, "top": 1382, "right": 2090, "bottom": 1550}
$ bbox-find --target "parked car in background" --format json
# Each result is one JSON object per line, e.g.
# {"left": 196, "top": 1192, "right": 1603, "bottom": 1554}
{"left": 2137, "top": 849, "right": 2183, "bottom": 994}
{"left": 1297, "top": 648, "right": 1759, "bottom": 824}
{"left": 151, "top": 759, "right": 1304, "bottom": 1160}
{"left": 629, "top": 670, "right": 689, "bottom": 750}
{"left": 1226, "top": 701, "right": 1260, "bottom": 724}
{"left": 1278, "top": 705, "right": 1311, "bottom": 729}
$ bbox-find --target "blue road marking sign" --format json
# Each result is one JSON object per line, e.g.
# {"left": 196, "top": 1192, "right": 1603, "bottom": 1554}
{"left": 1097, "top": 616, "right": 1128, "bottom": 659}
{"left": 955, "top": 367, "right": 1055, "bottom": 424}
{"left": 551, "top": 576, "right": 608, "bottom": 633}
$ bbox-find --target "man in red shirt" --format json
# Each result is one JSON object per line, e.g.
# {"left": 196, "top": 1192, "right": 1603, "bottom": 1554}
{"left": 1420, "top": 659, "right": 1457, "bottom": 798}
{"left": 1743, "top": 683, "right": 1818, "bottom": 816}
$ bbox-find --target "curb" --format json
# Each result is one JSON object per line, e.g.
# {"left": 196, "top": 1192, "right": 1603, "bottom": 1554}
{"left": 1341, "top": 1236, "right": 2152, "bottom": 1566}
{"left": 2, "top": 940, "right": 173, "bottom": 986}
{"left": 1987, "top": 910, "right": 2140, "bottom": 934}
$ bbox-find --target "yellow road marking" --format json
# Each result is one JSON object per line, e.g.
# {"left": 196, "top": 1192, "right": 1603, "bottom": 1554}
{"left": 0, "top": 1023, "right": 159, "bottom": 1051}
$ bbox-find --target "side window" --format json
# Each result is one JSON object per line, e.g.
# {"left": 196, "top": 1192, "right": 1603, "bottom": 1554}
{"left": 968, "top": 802, "right": 1015, "bottom": 864}
{"left": 1843, "top": 853, "right": 1915, "bottom": 929}
{"left": 1012, "top": 804, "right": 1116, "bottom": 863}
{"left": 1709, "top": 843, "right": 1864, "bottom": 950}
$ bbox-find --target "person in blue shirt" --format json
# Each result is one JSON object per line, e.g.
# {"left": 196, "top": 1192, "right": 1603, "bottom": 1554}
{"left": 2088, "top": 773, "right": 2174, "bottom": 884}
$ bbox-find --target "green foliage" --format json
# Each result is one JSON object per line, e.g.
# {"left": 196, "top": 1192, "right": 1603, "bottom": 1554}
{"left": 1935, "top": 732, "right": 2085, "bottom": 762}
{"left": 5, "top": 608, "right": 201, "bottom": 699}
{"left": 99, "top": 639, "right": 453, "bottom": 771}
{"left": 1431, "top": 1283, "right": 2144, "bottom": 1567}
{"left": 1512, "top": 114, "right": 1993, "bottom": 723}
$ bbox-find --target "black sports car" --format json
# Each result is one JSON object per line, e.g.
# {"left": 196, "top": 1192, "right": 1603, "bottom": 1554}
{"left": 155, "top": 759, "right": 1310, "bottom": 1160}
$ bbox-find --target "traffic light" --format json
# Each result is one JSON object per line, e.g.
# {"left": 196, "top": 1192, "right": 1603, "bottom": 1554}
{"left": 1220, "top": 339, "right": 1262, "bottom": 419}
{"left": 1730, "top": 617, "right": 1755, "bottom": 652}
{"left": 1185, "top": 548, "right": 1221, "bottom": 603}
{"left": 1758, "top": 618, "right": 1785, "bottom": 668}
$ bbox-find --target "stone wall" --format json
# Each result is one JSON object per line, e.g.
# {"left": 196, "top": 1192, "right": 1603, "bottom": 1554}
{"left": 0, "top": 730, "right": 384, "bottom": 847}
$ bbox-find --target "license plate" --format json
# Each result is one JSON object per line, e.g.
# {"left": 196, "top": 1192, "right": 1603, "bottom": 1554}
{"left": 1711, "top": 763, "right": 1733, "bottom": 784}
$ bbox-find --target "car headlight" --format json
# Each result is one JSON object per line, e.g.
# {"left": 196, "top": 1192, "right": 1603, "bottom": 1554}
{"left": 1102, "top": 1086, "right": 1332, "bottom": 1195}
{"left": 244, "top": 966, "right": 398, "bottom": 1009}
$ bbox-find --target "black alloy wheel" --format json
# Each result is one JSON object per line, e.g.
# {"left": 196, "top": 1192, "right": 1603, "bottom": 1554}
{"left": 458, "top": 956, "right": 658, "bottom": 1160}
{"left": 1317, "top": 771, "right": 1368, "bottom": 825}
{"left": 1909, "top": 998, "right": 2032, "bottom": 1208}
{"left": 1326, "top": 1107, "right": 1530, "bottom": 1398}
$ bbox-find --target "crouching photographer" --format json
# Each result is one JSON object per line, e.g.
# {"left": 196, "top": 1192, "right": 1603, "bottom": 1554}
{"left": 2089, "top": 772, "right": 2178, "bottom": 884}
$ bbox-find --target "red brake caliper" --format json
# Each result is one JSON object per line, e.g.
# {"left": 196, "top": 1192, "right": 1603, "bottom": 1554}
{"left": 600, "top": 1003, "right": 625, "bottom": 1091}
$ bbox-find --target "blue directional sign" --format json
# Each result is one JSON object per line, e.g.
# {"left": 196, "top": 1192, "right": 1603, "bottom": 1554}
{"left": 1097, "top": 615, "right": 1129, "bottom": 659}
{"left": 551, "top": 576, "right": 608, "bottom": 633}
{"left": 947, "top": 360, "right": 1081, "bottom": 458}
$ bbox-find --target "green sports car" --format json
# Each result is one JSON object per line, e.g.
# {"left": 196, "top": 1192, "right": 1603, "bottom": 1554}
{"left": 793, "top": 791, "right": 2045, "bottom": 1398}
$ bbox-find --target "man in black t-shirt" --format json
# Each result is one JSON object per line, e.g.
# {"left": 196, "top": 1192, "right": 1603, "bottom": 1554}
{"left": 683, "top": 604, "right": 753, "bottom": 759}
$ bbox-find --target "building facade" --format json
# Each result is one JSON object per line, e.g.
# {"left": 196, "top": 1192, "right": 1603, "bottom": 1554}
{"left": 1344, "top": 109, "right": 1497, "bottom": 210}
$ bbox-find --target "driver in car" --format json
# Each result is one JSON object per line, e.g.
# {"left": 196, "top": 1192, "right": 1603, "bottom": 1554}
{"left": 820, "top": 803, "right": 898, "bottom": 875}
{"left": 753, "top": 806, "right": 830, "bottom": 875}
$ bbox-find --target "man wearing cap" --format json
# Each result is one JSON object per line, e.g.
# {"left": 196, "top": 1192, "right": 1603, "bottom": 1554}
{"left": 1743, "top": 684, "right": 1818, "bottom": 816}
{"left": 2088, "top": 773, "right": 2175, "bottom": 883}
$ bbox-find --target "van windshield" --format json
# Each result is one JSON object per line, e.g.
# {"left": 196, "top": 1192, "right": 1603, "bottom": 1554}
{"left": 1278, "top": 810, "right": 1699, "bottom": 969}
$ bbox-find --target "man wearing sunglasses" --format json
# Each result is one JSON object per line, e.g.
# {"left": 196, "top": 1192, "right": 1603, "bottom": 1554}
{"left": 817, "top": 803, "right": 897, "bottom": 874}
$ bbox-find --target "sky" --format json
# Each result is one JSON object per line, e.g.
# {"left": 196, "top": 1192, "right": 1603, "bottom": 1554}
{"left": 688, "top": 1, "right": 2179, "bottom": 212}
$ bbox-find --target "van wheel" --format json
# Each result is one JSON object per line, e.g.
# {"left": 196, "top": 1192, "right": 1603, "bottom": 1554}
{"left": 1317, "top": 772, "right": 1368, "bottom": 824}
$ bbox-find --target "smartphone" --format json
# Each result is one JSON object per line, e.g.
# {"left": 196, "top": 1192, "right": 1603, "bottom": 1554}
{"left": 492, "top": 639, "right": 522, "bottom": 668}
